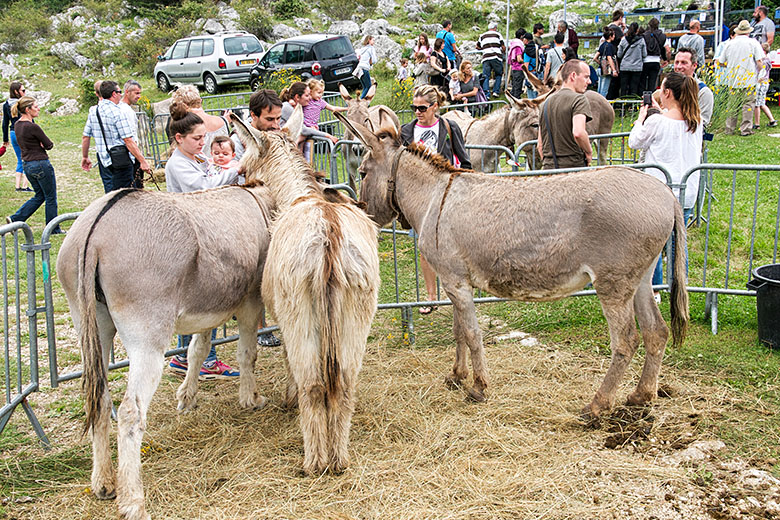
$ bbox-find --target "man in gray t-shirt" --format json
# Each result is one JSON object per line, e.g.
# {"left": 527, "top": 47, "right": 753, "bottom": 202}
{"left": 750, "top": 6, "right": 775, "bottom": 46}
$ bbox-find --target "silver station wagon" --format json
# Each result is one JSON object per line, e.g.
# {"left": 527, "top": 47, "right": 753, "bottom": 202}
{"left": 154, "top": 32, "right": 265, "bottom": 94}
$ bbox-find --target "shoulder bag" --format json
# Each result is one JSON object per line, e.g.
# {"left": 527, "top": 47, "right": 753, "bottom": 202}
{"left": 96, "top": 105, "right": 133, "bottom": 170}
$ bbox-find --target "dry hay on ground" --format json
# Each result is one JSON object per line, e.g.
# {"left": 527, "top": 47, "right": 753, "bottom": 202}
{"left": 5, "top": 308, "right": 780, "bottom": 520}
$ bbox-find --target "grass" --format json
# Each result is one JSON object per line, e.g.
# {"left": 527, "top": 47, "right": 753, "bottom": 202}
{"left": 1, "top": 47, "right": 780, "bottom": 517}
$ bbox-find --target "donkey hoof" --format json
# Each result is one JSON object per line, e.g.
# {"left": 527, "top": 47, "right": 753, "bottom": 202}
{"left": 241, "top": 394, "right": 267, "bottom": 410}
{"left": 466, "top": 387, "right": 487, "bottom": 403}
{"left": 444, "top": 375, "right": 463, "bottom": 390}
{"left": 580, "top": 403, "right": 605, "bottom": 427}
{"left": 94, "top": 485, "right": 117, "bottom": 500}
{"left": 626, "top": 391, "right": 654, "bottom": 407}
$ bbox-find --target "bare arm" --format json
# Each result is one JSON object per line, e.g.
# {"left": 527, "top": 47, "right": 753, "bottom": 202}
{"left": 123, "top": 137, "right": 151, "bottom": 172}
{"left": 537, "top": 125, "right": 543, "bottom": 160}
{"left": 543, "top": 59, "right": 551, "bottom": 83}
{"left": 572, "top": 114, "right": 591, "bottom": 164}
{"left": 81, "top": 136, "right": 92, "bottom": 171}
{"left": 325, "top": 103, "right": 348, "bottom": 113}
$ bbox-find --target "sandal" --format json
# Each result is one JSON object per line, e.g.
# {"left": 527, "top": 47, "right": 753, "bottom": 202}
{"left": 419, "top": 305, "right": 438, "bottom": 315}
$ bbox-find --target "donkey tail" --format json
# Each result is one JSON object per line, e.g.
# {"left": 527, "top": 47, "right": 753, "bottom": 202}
{"left": 316, "top": 205, "right": 346, "bottom": 397}
{"left": 669, "top": 201, "right": 689, "bottom": 348}
{"left": 78, "top": 189, "right": 139, "bottom": 435}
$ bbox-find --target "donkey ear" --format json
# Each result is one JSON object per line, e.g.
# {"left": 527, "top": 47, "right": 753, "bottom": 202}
{"left": 521, "top": 66, "right": 547, "bottom": 92}
{"left": 283, "top": 104, "right": 304, "bottom": 142}
{"left": 339, "top": 83, "right": 352, "bottom": 101}
{"left": 229, "top": 113, "right": 266, "bottom": 151}
{"left": 504, "top": 90, "right": 522, "bottom": 108}
{"left": 377, "top": 106, "right": 398, "bottom": 133}
{"left": 364, "top": 81, "right": 377, "bottom": 101}
{"left": 334, "top": 111, "right": 379, "bottom": 150}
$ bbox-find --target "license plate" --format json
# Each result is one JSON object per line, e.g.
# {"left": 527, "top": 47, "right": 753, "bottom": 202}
{"left": 335, "top": 67, "right": 351, "bottom": 75}
{"left": 239, "top": 59, "right": 255, "bottom": 65}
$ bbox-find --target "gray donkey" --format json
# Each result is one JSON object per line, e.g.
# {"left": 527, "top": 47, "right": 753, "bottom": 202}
{"left": 57, "top": 184, "right": 274, "bottom": 520}
{"left": 335, "top": 112, "right": 688, "bottom": 419}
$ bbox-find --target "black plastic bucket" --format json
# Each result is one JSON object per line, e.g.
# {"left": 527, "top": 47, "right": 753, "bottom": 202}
{"left": 747, "top": 264, "right": 780, "bottom": 350}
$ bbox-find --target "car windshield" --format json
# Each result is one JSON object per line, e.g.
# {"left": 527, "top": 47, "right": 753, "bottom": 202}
{"left": 224, "top": 36, "right": 263, "bottom": 55}
{"left": 313, "top": 38, "right": 353, "bottom": 60}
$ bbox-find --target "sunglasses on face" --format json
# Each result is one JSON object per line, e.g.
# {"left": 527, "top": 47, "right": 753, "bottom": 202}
{"left": 411, "top": 103, "right": 432, "bottom": 112}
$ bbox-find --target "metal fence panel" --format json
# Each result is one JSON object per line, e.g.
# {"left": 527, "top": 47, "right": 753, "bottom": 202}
{"left": 0, "top": 221, "right": 49, "bottom": 447}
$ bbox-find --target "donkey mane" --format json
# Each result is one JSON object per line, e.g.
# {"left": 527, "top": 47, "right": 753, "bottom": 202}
{"left": 406, "top": 141, "right": 469, "bottom": 174}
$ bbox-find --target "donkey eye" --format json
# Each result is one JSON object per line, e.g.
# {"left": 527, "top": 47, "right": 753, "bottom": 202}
{"left": 359, "top": 169, "right": 368, "bottom": 179}
{"left": 530, "top": 123, "right": 539, "bottom": 128}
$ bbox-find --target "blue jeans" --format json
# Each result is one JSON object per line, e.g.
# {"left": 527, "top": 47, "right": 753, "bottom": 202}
{"left": 481, "top": 59, "right": 504, "bottom": 96}
{"left": 97, "top": 158, "right": 113, "bottom": 193}
{"left": 9, "top": 130, "right": 23, "bottom": 173}
{"left": 359, "top": 69, "right": 372, "bottom": 99}
{"left": 653, "top": 208, "right": 693, "bottom": 287}
{"left": 178, "top": 329, "right": 218, "bottom": 364}
{"left": 598, "top": 73, "right": 611, "bottom": 98}
{"left": 527, "top": 88, "right": 538, "bottom": 100}
{"left": 10, "top": 159, "right": 59, "bottom": 228}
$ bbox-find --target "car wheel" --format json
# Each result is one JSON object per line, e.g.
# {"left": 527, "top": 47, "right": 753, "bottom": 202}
{"left": 157, "top": 73, "right": 171, "bottom": 92}
{"left": 250, "top": 76, "right": 261, "bottom": 91}
{"left": 203, "top": 73, "right": 218, "bottom": 95}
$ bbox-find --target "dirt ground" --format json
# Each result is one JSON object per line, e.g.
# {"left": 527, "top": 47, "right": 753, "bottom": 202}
{"left": 3, "top": 306, "right": 779, "bottom": 520}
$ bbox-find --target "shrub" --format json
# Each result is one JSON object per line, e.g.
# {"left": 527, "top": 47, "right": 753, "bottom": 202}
{"left": 54, "top": 20, "right": 79, "bottom": 43}
{"left": 79, "top": 78, "right": 99, "bottom": 107}
{"left": 233, "top": 0, "right": 273, "bottom": 40}
{"left": 272, "top": 0, "right": 306, "bottom": 19}
{"left": 0, "top": 0, "right": 52, "bottom": 52}
{"left": 318, "top": 0, "right": 377, "bottom": 22}
{"left": 263, "top": 68, "right": 303, "bottom": 93}
{"left": 387, "top": 77, "right": 414, "bottom": 112}
{"left": 510, "top": 0, "right": 534, "bottom": 34}
{"left": 82, "top": 0, "right": 125, "bottom": 22}
{"left": 431, "top": 0, "right": 486, "bottom": 29}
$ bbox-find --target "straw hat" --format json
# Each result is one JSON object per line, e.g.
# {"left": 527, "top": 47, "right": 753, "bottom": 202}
{"left": 735, "top": 20, "right": 752, "bottom": 35}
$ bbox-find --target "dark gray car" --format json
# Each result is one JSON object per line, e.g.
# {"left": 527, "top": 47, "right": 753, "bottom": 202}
{"left": 250, "top": 34, "right": 362, "bottom": 91}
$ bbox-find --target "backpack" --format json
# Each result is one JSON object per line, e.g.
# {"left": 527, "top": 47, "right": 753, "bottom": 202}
{"left": 643, "top": 29, "right": 667, "bottom": 60}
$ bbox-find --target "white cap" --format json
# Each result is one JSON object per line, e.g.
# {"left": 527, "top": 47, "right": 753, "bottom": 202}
{"left": 488, "top": 21, "right": 498, "bottom": 30}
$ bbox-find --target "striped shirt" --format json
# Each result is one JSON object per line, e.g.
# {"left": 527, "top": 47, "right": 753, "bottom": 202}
{"left": 477, "top": 30, "right": 505, "bottom": 62}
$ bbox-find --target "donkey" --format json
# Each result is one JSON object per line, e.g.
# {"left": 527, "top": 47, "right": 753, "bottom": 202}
{"left": 441, "top": 92, "right": 543, "bottom": 172}
{"left": 522, "top": 64, "right": 615, "bottom": 166}
{"left": 339, "top": 83, "right": 400, "bottom": 191}
{"left": 56, "top": 184, "right": 274, "bottom": 520}
{"left": 228, "top": 108, "right": 381, "bottom": 475}
{"left": 335, "top": 111, "right": 689, "bottom": 419}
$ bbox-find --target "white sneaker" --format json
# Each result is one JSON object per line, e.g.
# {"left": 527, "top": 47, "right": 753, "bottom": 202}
{"left": 653, "top": 292, "right": 661, "bottom": 305}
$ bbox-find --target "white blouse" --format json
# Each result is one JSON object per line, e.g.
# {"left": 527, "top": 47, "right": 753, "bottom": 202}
{"left": 628, "top": 114, "right": 703, "bottom": 209}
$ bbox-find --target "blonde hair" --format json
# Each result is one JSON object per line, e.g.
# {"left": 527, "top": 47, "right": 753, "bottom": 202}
{"left": 171, "top": 84, "right": 203, "bottom": 109}
{"left": 762, "top": 42, "right": 771, "bottom": 53}
{"left": 362, "top": 35, "right": 373, "bottom": 46}
{"left": 412, "top": 85, "right": 446, "bottom": 111}
{"left": 11, "top": 96, "right": 35, "bottom": 118}
{"left": 414, "top": 52, "right": 427, "bottom": 64}
{"left": 307, "top": 79, "right": 325, "bottom": 93}
{"left": 459, "top": 60, "right": 473, "bottom": 76}
{"left": 449, "top": 71, "right": 461, "bottom": 82}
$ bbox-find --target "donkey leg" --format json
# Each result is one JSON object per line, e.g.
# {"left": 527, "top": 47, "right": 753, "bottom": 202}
{"left": 91, "top": 303, "right": 118, "bottom": 500}
{"left": 627, "top": 277, "right": 669, "bottom": 406}
{"left": 327, "top": 322, "right": 367, "bottom": 474}
{"left": 445, "top": 282, "right": 488, "bottom": 402}
{"left": 236, "top": 306, "right": 266, "bottom": 410}
{"left": 116, "top": 345, "right": 166, "bottom": 520}
{"left": 282, "top": 346, "right": 299, "bottom": 410}
{"left": 176, "top": 332, "right": 210, "bottom": 412}
{"left": 290, "top": 331, "right": 329, "bottom": 476}
{"left": 583, "top": 296, "right": 640, "bottom": 419}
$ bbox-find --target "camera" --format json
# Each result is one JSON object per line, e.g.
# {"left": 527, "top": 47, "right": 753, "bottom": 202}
{"left": 642, "top": 91, "right": 653, "bottom": 106}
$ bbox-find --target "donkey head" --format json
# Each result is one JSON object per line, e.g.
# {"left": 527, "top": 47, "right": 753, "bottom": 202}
{"left": 229, "top": 105, "right": 305, "bottom": 184}
{"left": 504, "top": 90, "right": 547, "bottom": 153}
{"left": 333, "top": 111, "right": 400, "bottom": 227}
{"left": 339, "top": 83, "right": 377, "bottom": 131}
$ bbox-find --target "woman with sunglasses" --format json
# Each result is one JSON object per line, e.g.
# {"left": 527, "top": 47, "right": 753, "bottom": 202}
{"left": 399, "top": 85, "right": 472, "bottom": 314}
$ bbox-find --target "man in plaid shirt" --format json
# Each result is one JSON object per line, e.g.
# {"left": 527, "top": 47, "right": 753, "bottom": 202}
{"left": 81, "top": 80, "right": 150, "bottom": 192}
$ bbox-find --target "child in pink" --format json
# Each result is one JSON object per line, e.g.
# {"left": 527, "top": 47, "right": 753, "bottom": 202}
{"left": 300, "top": 79, "right": 349, "bottom": 159}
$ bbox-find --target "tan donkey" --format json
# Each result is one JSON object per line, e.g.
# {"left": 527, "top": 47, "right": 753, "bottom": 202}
{"left": 230, "top": 108, "right": 381, "bottom": 475}
{"left": 336, "top": 111, "right": 688, "bottom": 419}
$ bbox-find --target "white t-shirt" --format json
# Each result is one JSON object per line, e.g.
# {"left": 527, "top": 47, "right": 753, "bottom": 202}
{"left": 751, "top": 17, "right": 775, "bottom": 44}
{"left": 628, "top": 114, "right": 703, "bottom": 209}
{"left": 413, "top": 121, "right": 440, "bottom": 153}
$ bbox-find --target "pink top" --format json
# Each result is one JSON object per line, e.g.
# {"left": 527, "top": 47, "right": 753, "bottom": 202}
{"left": 414, "top": 44, "right": 431, "bottom": 58}
{"left": 303, "top": 98, "right": 327, "bottom": 128}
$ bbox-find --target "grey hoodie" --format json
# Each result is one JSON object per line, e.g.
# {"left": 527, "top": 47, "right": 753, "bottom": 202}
{"left": 617, "top": 36, "right": 647, "bottom": 72}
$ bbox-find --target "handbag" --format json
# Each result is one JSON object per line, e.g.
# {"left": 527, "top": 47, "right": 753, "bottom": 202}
{"left": 351, "top": 66, "right": 364, "bottom": 80}
{"left": 475, "top": 84, "right": 488, "bottom": 104}
{"left": 95, "top": 105, "right": 133, "bottom": 170}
